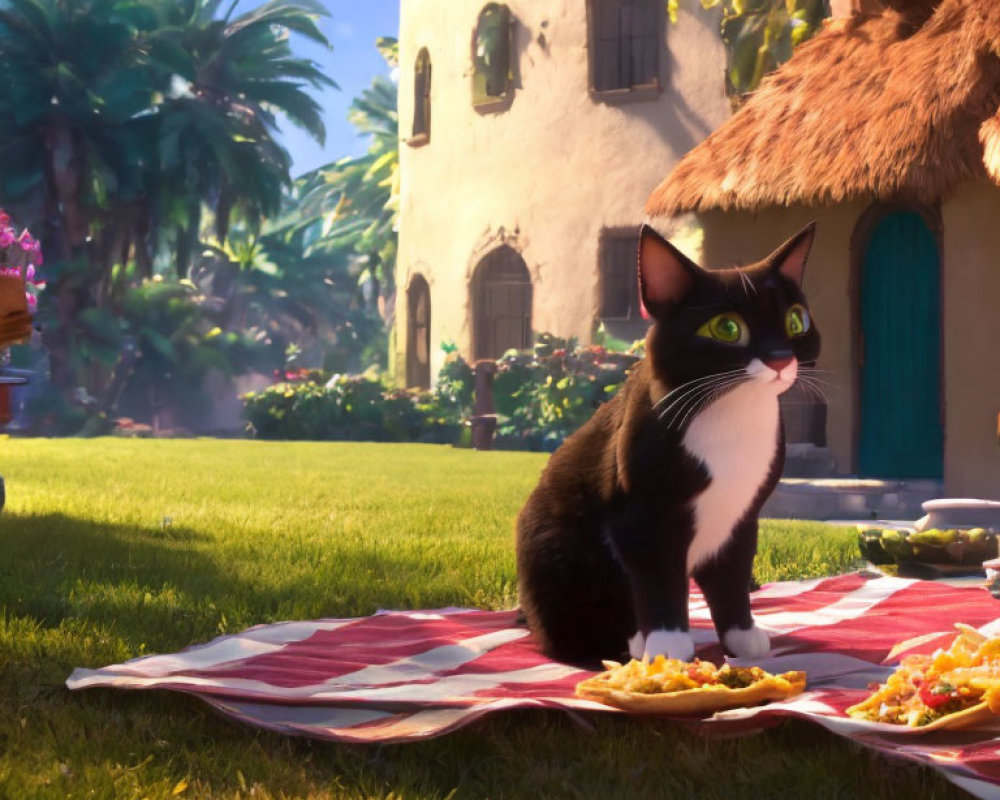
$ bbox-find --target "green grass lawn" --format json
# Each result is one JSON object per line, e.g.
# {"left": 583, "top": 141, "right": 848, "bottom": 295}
{"left": 0, "top": 438, "right": 969, "bottom": 799}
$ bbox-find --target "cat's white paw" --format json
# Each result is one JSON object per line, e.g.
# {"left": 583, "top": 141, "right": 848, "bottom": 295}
{"left": 723, "top": 625, "right": 770, "bottom": 658}
{"left": 627, "top": 630, "right": 645, "bottom": 660}
{"left": 631, "top": 629, "right": 695, "bottom": 662}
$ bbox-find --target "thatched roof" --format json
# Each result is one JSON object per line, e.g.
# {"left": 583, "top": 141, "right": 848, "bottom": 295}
{"left": 646, "top": 0, "right": 1000, "bottom": 217}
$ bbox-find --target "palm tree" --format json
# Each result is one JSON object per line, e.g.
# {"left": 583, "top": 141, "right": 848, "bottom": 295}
{"left": 0, "top": 0, "right": 170, "bottom": 391}
{"left": 190, "top": 215, "right": 383, "bottom": 373}
{"left": 153, "top": 0, "right": 337, "bottom": 276}
{"left": 0, "top": 0, "right": 335, "bottom": 400}
{"left": 292, "top": 38, "right": 400, "bottom": 319}
{"left": 251, "top": 37, "right": 398, "bottom": 372}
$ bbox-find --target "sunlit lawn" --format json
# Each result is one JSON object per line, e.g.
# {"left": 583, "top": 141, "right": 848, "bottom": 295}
{"left": 0, "top": 438, "right": 969, "bottom": 799}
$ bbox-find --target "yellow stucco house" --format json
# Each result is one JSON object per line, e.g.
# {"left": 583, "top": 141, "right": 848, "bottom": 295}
{"left": 647, "top": 0, "right": 1000, "bottom": 498}
{"left": 393, "top": 0, "right": 731, "bottom": 388}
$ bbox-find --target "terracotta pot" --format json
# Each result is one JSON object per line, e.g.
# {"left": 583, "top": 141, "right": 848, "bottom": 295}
{"left": 0, "top": 274, "right": 31, "bottom": 349}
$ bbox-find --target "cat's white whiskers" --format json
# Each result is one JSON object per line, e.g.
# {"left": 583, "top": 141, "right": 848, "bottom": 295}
{"left": 674, "top": 377, "right": 749, "bottom": 431}
{"left": 654, "top": 370, "right": 746, "bottom": 421}
{"left": 676, "top": 375, "right": 744, "bottom": 427}
{"left": 795, "top": 372, "right": 834, "bottom": 389}
{"left": 665, "top": 376, "right": 747, "bottom": 432}
{"left": 794, "top": 364, "right": 836, "bottom": 380}
{"left": 794, "top": 372, "right": 839, "bottom": 395}
{"left": 659, "top": 382, "right": 732, "bottom": 426}
{"left": 796, "top": 374, "right": 838, "bottom": 391}
{"left": 660, "top": 376, "right": 741, "bottom": 428}
{"left": 653, "top": 369, "right": 745, "bottom": 412}
{"left": 667, "top": 386, "right": 722, "bottom": 431}
{"left": 791, "top": 383, "right": 826, "bottom": 406}
{"left": 792, "top": 377, "right": 831, "bottom": 405}
{"left": 736, "top": 270, "right": 757, "bottom": 297}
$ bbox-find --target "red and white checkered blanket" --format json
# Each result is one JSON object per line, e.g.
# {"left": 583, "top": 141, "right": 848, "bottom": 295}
{"left": 67, "top": 572, "right": 1000, "bottom": 798}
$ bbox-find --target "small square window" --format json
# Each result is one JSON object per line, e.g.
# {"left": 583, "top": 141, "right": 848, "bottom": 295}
{"left": 590, "top": 0, "right": 661, "bottom": 96}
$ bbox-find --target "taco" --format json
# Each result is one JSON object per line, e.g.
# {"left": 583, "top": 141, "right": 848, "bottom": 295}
{"left": 575, "top": 655, "right": 806, "bottom": 714}
{"left": 847, "top": 623, "right": 1000, "bottom": 731}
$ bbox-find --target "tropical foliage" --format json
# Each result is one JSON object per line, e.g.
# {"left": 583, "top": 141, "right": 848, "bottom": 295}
{"left": 670, "top": 0, "right": 831, "bottom": 95}
{"left": 284, "top": 37, "right": 400, "bottom": 327}
{"left": 115, "top": 277, "right": 277, "bottom": 430}
{"left": 242, "top": 336, "right": 642, "bottom": 451}
{"left": 242, "top": 372, "right": 464, "bottom": 444}
{"left": 492, "top": 335, "right": 640, "bottom": 451}
{"left": 0, "top": 0, "right": 341, "bottom": 430}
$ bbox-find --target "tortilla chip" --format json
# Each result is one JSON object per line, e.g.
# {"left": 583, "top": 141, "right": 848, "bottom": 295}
{"left": 576, "top": 668, "right": 806, "bottom": 714}
{"left": 847, "top": 624, "right": 1000, "bottom": 731}
{"left": 912, "top": 701, "right": 997, "bottom": 732}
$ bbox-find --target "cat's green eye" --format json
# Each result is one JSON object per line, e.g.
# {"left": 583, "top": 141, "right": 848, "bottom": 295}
{"left": 786, "top": 304, "right": 810, "bottom": 338}
{"left": 697, "top": 313, "right": 748, "bottom": 345}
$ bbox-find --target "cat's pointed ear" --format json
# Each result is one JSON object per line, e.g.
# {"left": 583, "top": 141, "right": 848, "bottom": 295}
{"left": 768, "top": 222, "right": 816, "bottom": 288}
{"left": 637, "top": 224, "right": 698, "bottom": 319}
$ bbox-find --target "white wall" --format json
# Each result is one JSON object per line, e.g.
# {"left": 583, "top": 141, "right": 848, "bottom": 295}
{"left": 395, "top": 0, "right": 731, "bottom": 379}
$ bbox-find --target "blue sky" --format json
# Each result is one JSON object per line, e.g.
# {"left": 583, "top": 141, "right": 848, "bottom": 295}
{"left": 272, "top": 1, "right": 401, "bottom": 177}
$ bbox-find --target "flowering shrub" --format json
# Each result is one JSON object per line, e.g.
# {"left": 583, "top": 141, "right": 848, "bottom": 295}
{"left": 272, "top": 367, "right": 329, "bottom": 384}
{"left": 242, "top": 373, "right": 463, "bottom": 443}
{"left": 434, "top": 342, "right": 475, "bottom": 418}
{"left": 241, "top": 336, "right": 641, "bottom": 448}
{"left": 0, "top": 210, "right": 43, "bottom": 266}
{"left": 492, "top": 334, "right": 640, "bottom": 451}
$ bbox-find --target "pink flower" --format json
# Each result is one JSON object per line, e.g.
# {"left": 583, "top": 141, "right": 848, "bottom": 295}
{"left": 0, "top": 211, "right": 12, "bottom": 227}
{"left": 0, "top": 228, "right": 15, "bottom": 248}
{"left": 17, "top": 229, "right": 34, "bottom": 250}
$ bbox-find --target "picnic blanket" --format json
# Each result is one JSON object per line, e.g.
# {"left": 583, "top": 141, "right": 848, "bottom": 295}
{"left": 67, "top": 572, "right": 1000, "bottom": 799}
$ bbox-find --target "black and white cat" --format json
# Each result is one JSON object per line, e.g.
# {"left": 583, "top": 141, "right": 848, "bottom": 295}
{"left": 516, "top": 222, "right": 820, "bottom": 664}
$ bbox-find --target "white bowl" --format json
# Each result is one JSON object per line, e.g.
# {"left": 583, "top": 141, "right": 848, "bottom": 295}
{"left": 914, "top": 499, "right": 1000, "bottom": 532}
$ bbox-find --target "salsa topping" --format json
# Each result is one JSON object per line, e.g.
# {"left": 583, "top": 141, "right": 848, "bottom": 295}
{"left": 847, "top": 624, "right": 1000, "bottom": 727}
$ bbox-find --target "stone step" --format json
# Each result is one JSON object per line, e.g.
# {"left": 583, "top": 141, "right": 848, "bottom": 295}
{"left": 761, "top": 478, "right": 943, "bottom": 521}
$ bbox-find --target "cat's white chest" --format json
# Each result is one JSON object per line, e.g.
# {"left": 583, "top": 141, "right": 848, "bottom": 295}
{"left": 681, "top": 383, "right": 779, "bottom": 572}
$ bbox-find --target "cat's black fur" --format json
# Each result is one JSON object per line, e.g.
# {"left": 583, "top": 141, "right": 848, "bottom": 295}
{"left": 516, "top": 223, "right": 820, "bottom": 664}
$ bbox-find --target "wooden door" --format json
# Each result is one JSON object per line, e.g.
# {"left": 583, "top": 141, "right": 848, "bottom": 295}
{"left": 472, "top": 247, "right": 532, "bottom": 360}
{"left": 858, "top": 211, "right": 942, "bottom": 477}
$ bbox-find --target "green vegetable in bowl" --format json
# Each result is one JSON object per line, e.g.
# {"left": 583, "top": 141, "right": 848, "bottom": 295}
{"left": 879, "top": 530, "right": 915, "bottom": 561}
{"left": 856, "top": 527, "right": 893, "bottom": 565}
{"left": 909, "top": 529, "right": 959, "bottom": 546}
{"left": 969, "top": 528, "right": 993, "bottom": 543}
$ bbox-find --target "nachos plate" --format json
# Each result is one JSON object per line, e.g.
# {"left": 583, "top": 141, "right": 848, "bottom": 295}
{"left": 847, "top": 623, "right": 1000, "bottom": 731}
{"left": 575, "top": 655, "right": 806, "bottom": 714}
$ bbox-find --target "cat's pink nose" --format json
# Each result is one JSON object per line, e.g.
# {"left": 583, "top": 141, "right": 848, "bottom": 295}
{"left": 765, "top": 356, "right": 794, "bottom": 373}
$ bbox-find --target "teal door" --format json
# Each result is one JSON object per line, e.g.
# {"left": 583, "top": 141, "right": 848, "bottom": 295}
{"left": 858, "top": 211, "right": 943, "bottom": 478}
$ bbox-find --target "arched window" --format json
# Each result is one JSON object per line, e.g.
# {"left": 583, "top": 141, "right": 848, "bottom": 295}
{"left": 406, "top": 274, "right": 431, "bottom": 389}
{"left": 471, "top": 246, "right": 532, "bottom": 360}
{"left": 412, "top": 48, "right": 431, "bottom": 142}
{"left": 472, "top": 4, "right": 513, "bottom": 110}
